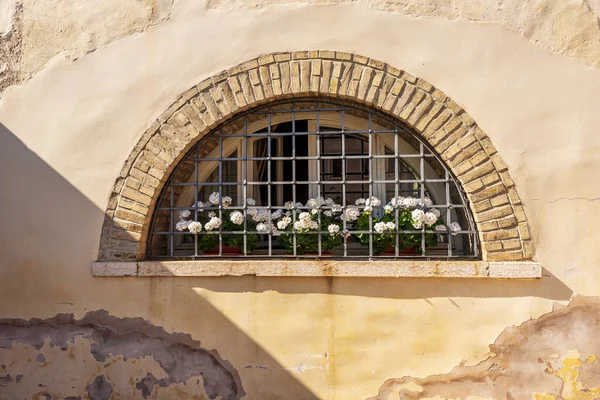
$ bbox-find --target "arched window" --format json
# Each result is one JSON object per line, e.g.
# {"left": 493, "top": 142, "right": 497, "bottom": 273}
{"left": 148, "top": 99, "right": 478, "bottom": 259}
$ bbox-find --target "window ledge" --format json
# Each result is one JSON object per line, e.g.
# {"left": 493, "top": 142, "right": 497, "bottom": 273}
{"left": 91, "top": 260, "right": 542, "bottom": 279}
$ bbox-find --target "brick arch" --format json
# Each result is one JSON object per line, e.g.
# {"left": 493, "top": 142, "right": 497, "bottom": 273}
{"left": 98, "top": 51, "right": 532, "bottom": 262}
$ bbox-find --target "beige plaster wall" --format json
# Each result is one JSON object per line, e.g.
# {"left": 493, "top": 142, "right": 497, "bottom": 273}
{"left": 0, "top": 0, "right": 600, "bottom": 398}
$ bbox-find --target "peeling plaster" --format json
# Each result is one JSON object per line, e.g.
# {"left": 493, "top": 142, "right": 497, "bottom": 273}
{"left": 205, "top": 0, "right": 600, "bottom": 70}
{"left": 0, "top": 311, "right": 245, "bottom": 399}
{"left": 371, "top": 296, "right": 600, "bottom": 399}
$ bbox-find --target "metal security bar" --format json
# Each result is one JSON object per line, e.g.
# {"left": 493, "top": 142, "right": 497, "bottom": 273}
{"left": 148, "top": 100, "right": 479, "bottom": 260}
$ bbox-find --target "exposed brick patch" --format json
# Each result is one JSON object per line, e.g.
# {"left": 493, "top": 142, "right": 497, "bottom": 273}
{"left": 97, "top": 51, "right": 532, "bottom": 262}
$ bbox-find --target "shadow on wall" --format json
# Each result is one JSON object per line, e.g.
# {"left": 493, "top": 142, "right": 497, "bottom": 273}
{"left": 0, "top": 124, "right": 321, "bottom": 399}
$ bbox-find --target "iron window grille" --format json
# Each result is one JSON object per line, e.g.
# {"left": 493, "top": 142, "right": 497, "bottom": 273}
{"left": 148, "top": 99, "right": 479, "bottom": 259}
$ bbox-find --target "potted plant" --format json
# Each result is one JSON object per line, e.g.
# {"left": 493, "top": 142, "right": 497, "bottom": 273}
{"left": 347, "top": 196, "right": 456, "bottom": 255}
{"left": 276, "top": 197, "right": 344, "bottom": 255}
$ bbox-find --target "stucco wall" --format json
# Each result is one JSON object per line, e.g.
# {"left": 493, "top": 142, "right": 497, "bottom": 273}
{"left": 1, "top": 0, "right": 600, "bottom": 398}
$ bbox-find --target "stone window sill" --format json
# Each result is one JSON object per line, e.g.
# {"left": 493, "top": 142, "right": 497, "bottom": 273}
{"left": 92, "top": 260, "right": 542, "bottom": 278}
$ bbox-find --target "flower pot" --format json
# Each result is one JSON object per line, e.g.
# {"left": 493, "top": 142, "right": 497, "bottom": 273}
{"left": 383, "top": 245, "right": 417, "bottom": 255}
{"left": 204, "top": 246, "right": 242, "bottom": 254}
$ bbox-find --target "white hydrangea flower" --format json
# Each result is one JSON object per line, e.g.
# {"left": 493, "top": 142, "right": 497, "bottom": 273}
{"left": 295, "top": 202, "right": 303, "bottom": 208}
{"left": 412, "top": 221, "right": 423, "bottom": 229}
{"left": 175, "top": 220, "right": 189, "bottom": 232}
{"left": 435, "top": 225, "right": 447, "bottom": 231}
{"left": 246, "top": 198, "right": 256, "bottom": 206}
{"left": 384, "top": 205, "right": 393, "bottom": 214}
{"left": 179, "top": 210, "right": 191, "bottom": 220}
{"left": 449, "top": 222, "right": 462, "bottom": 235}
{"left": 328, "top": 224, "right": 340, "bottom": 234}
{"left": 187, "top": 221, "right": 202, "bottom": 234}
{"left": 293, "top": 220, "right": 305, "bottom": 230}
{"left": 208, "top": 211, "right": 216, "bottom": 218}
{"left": 309, "top": 220, "right": 318, "bottom": 229}
{"left": 389, "top": 196, "right": 404, "bottom": 208}
{"left": 306, "top": 198, "right": 318, "bottom": 208}
{"left": 208, "top": 192, "right": 220, "bottom": 205}
{"left": 311, "top": 209, "right": 318, "bottom": 215}
{"left": 374, "top": 222, "right": 387, "bottom": 234}
{"left": 423, "top": 212, "right": 438, "bottom": 227}
{"left": 204, "top": 217, "right": 222, "bottom": 231}
{"left": 271, "top": 227, "right": 280, "bottom": 236}
{"left": 402, "top": 197, "right": 420, "bottom": 208}
{"left": 411, "top": 209, "right": 425, "bottom": 222}
{"left": 277, "top": 217, "right": 292, "bottom": 229}
{"left": 386, "top": 221, "right": 396, "bottom": 230}
{"left": 256, "top": 223, "right": 268, "bottom": 232}
{"left": 355, "top": 198, "right": 366, "bottom": 206}
{"left": 271, "top": 209, "right": 283, "bottom": 219}
{"left": 298, "top": 212, "right": 311, "bottom": 221}
{"left": 284, "top": 201, "right": 294, "bottom": 209}
{"left": 430, "top": 208, "right": 441, "bottom": 218}
{"left": 331, "top": 204, "right": 343, "bottom": 213}
{"left": 364, "top": 205, "right": 373, "bottom": 213}
{"left": 325, "top": 198, "right": 335, "bottom": 205}
{"left": 247, "top": 208, "right": 258, "bottom": 217}
{"left": 230, "top": 211, "right": 244, "bottom": 225}
{"left": 196, "top": 201, "right": 205, "bottom": 211}
{"left": 324, "top": 210, "right": 333, "bottom": 217}
{"left": 365, "top": 196, "right": 381, "bottom": 207}
{"left": 222, "top": 196, "right": 232, "bottom": 207}
{"left": 284, "top": 211, "right": 291, "bottom": 217}
{"left": 344, "top": 207, "right": 360, "bottom": 222}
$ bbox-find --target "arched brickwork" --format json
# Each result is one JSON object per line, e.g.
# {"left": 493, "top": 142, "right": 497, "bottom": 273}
{"left": 98, "top": 51, "right": 532, "bottom": 262}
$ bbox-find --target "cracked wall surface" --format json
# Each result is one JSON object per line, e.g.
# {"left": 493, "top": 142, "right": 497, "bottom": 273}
{"left": 371, "top": 296, "right": 600, "bottom": 400}
{"left": 0, "top": 0, "right": 599, "bottom": 398}
{"left": 0, "top": 311, "right": 244, "bottom": 400}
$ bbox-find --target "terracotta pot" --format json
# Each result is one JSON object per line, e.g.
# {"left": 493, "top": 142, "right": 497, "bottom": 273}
{"left": 383, "top": 245, "right": 417, "bottom": 254}
{"left": 204, "top": 246, "right": 242, "bottom": 254}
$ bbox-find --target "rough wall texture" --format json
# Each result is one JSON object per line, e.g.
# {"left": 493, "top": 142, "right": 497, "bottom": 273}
{"left": 206, "top": 0, "right": 600, "bottom": 70}
{"left": 0, "top": 1, "right": 21, "bottom": 95}
{"left": 0, "top": 311, "right": 244, "bottom": 399}
{"left": 372, "top": 296, "right": 600, "bottom": 400}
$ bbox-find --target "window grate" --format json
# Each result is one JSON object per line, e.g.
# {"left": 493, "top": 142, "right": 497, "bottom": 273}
{"left": 148, "top": 100, "right": 479, "bottom": 260}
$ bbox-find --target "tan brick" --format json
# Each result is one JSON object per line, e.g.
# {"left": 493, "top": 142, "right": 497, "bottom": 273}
{"left": 393, "top": 84, "right": 417, "bottom": 117}
{"left": 490, "top": 154, "right": 508, "bottom": 172}
{"left": 229, "top": 59, "right": 259, "bottom": 75}
{"left": 514, "top": 205, "right": 527, "bottom": 222}
{"left": 274, "top": 53, "right": 291, "bottom": 62}
{"left": 237, "top": 73, "right": 256, "bottom": 104}
{"left": 476, "top": 205, "right": 513, "bottom": 222}
{"left": 508, "top": 187, "right": 522, "bottom": 205}
{"left": 258, "top": 54, "right": 275, "bottom": 66}
{"left": 482, "top": 172, "right": 501, "bottom": 186}
{"left": 421, "top": 109, "right": 453, "bottom": 139}
{"left": 407, "top": 95, "right": 433, "bottom": 126}
{"left": 483, "top": 241, "right": 503, "bottom": 252}
{"left": 357, "top": 67, "right": 374, "bottom": 99}
{"left": 499, "top": 171, "right": 515, "bottom": 188}
{"left": 464, "top": 179, "right": 484, "bottom": 193}
{"left": 490, "top": 193, "right": 510, "bottom": 207}
{"left": 278, "top": 62, "right": 291, "bottom": 94}
{"left": 376, "top": 75, "right": 395, "bottom": 108}
{"left": 300, "top": 60, "right": 311, "bottom": 92}
{"left": 116, "top": 209, "right": 146, "bottom": 225}
{"left": 130, "top": 168, "right": 160, "bottom": 188}
{"left": 522, "top": 241, "right": 533, "bottom": 259}
{"left": 259, "top": 66, "right": 274, "bottom": 98}
{"left": 416, "top": 78, "right": 433, "bottom": 92}
{"left": 470, "top": 183, "right": 507, "bottom": 203}
{"left": 479, "top": 220, "right": 499, "bottom": 232}
{"left": 482, "top": 228, "right": 519, "bottom": 241}
{"left": 449, "top": 142, "right": 483, "bottom": 167}
{"left": 318, "top": 50, "right": 336, "bottom": 59}
{"left": 399, "top": 90, "right": 425, "bottom": 120}
{"left": 486, "top": 250, "right": 524, "bottom": 262}
{"left": 518, "top": 222, "right": 531, "bottom": 240}
{"left": 459, "top": 161, "right": 496, "bottom": 184}
{"left": 122, "top": 187, "right": 152, "bottom": 206}
{"left": 400, "top": 71, "right": 417, "bottom": 83}
{"left": 473, "top": 200, "right": 492, "bottom": 213}
{"left": 415, "top": 103, "right": 444, "bottom": 132}
{"left": 320, "top": 61, "right": 332, "bottom": 93}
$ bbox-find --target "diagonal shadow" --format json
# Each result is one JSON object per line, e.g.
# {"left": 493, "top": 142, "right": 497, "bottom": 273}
{"left": 0, "top": 123, "right": 320, "bottom": 399}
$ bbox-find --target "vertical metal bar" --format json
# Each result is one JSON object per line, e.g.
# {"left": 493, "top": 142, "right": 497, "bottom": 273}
{"left": 446, "top": 170, "right": 453, "bottom": 257}
{"left": 420, "top": 142, "right": 426, "bottom": 256}
{"left": 394, "top": 125, "right": 399, "bottom": 257}
{"left": 170, "top": 179, "right": 174, "bottom": 257}
{"left": 368, "top": 112, "right": 373, "bottom": 258}
{"left": 292, "top": 104, "right": 297, "bottom": 257}
{"left": 316, "top": 107, "right": 322, "bottom": 256}
{"left": 218, "top": 128, "right": 223, "bottom": 256}
{"left": 243, "top": 116, "right": 248, "bottom": 256}
{"left": 341, "top": 109, "right": 347, "bottom": 257}
{"left": 267, "top": 110, "right": 272, "bottom": 256}
{"left": 194, "top": 146, "right": 199, "bottom": 257}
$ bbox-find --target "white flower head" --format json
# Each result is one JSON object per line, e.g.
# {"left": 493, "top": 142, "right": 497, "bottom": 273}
{"left": 284, "top": 201, "right": 294, "bottom": 209}
{"left": 256, "top": 223, "right": 268, "bottom": 232}
{"left": 277, "top": 217, "right": 292, "bottom": 230}
{"left": 435, "top": 225, "right": 447, "bottom": 232}
{"left": 402, "top": 197, "right": 420, "bottom": 208}
{"left": 364, "top": 205, "right": 373, "bottom": 213}
{"left": 295, "top": 202, "right": 303, "bottom": 209}
{"left": 188, "top": 221, "right": 202, "bottom": 234}
{"left": 374, "top": 222, "right": 387, "bottom": 234}
{"left": 196, "top": 201, "right": 205, "bottom": 211}
{"left": 355, "top": 198, "right": 366, "bottom": 206}
{"left": 430, "top": 208, "right": 441, "bottom": 218}
{"left": 204, "top": 217, "right": 222, "bottom": 231}
{"left": 411, "top": 209, "right": 425, "bottom": 223}
{"left": 448, "top": 222, "right": 462, "bottom": 235}
{"left": 246, "top": 198, "right": 256, "bottom": 206}
{"left": 324, "top": 210, "right": 333, "bottom": 217}
{"left": 222, "top": 196, "right": 233, "bottom": 207}
{"left": 419, "top": 197, "right": 433, "bottom": 207}
{"left": 208, "top": 192, "right": 220, "bottom": 205}
{"left": 365, "top": 196, "right": 381, "bottom": 207}
{"left": 299, "top": 212, "right": 311, "bottom": 221}
{"left": 386, "top": 221, "right": 396, "bottom": 230}
{"left": 306, "top": 198, "right": 318, "bottom": 208}
{"left": 331, "top": 204, "right": 343, "bottom": 213}
{"left": 344, "top": 207, "right": 360, "bottom": 222}
{"left": 389, "top": 196, "right": 404, "bottom": 208}
{"left": 325, "top": 198, "right": 335, "bottom": 205}
{"left": 208, "top": 211, "right": 216, "bottom": 218}
{"left": 412, "top": 221, "right": 423, "bottom": 229}
{"left": 247, "top": 208, "right": 258, "bottom": 217}
{"left": 179, "top": 210, "right": 191, "bottom": 220}
{"left": 328, "top": 224, "right": 340, "bottom": 234}
{"left": 384, "top": 205, "right": 393, "bottom": 214}
{"left": 423, "top": 212, "right": 438, "bottom": 227}
{"left": 176, "top": 220, "right": 189, "bottom": 232}
{"left": 230, "top": 211, "right": 244, "bottom": 225}
{"left": 311, "top": 209, "right": 318, "bottom": 215}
